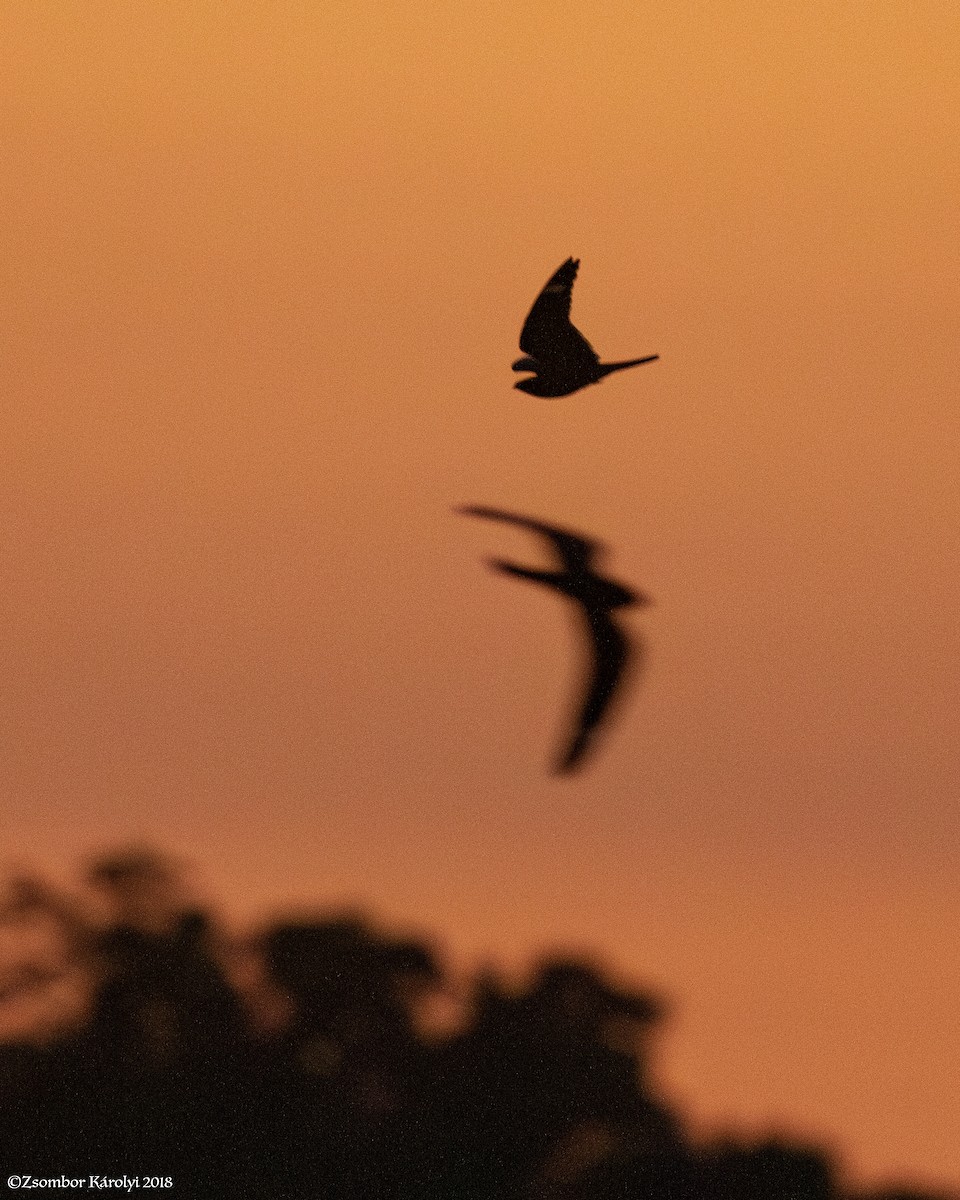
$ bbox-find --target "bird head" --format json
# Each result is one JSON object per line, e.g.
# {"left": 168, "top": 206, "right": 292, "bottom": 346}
{"left": 511, "top": 356, "right": 538, "bottom": 373}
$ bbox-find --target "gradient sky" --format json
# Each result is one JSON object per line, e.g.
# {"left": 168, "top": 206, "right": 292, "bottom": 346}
{"left": 2, "top": 2, "right": 959, "bottom": 1191}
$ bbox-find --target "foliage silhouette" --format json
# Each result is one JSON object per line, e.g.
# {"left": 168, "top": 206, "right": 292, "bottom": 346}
{"left": 0, "top": 850, "right": 953, "bottom": 1200}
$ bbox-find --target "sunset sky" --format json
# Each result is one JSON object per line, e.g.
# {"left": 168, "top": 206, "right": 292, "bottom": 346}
{"left": 3, "top": 1, "right": 959, "bottom": 1191}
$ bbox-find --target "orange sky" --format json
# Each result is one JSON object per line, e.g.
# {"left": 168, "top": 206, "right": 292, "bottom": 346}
{"left": 2, "top": 2, "right": 959, "bottom": 1191}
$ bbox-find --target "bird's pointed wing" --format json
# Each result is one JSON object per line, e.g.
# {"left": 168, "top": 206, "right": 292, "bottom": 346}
{"left": 456, "top": 505, "right": 600, "bottom": 571}
{"left": 557, "top": 611, "right": 635, "bottom": 773}
{"left": 518, "top": 258, "right": 599, "bottom": 368}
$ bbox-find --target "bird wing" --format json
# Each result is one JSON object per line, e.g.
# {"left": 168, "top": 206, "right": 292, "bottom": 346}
{"left": 518, "top": 258, "right": 599, "bottom": 368}
{"left": 456, "top": 505, "right": 599, "bottom": 572}
{"left": 557, "top": 610, "right": 634, "bottom": 773}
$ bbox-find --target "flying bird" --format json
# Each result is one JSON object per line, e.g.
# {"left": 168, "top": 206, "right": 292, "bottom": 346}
{"left": 457, "top": 505, "right": 650, "bottom": 774}
{"left": 512, "top": 258, "right": 658, "bottom": 397}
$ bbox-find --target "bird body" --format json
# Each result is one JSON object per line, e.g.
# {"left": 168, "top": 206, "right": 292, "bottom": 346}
{"left": 512, "top": 258, "right": 658, "bottom": 397}
{"left": 458, "top": 505, "right": 649, "bottom": 774}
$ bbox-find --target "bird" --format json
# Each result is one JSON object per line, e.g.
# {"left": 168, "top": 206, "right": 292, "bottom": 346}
{"left": 512, "top": 258, "right": 658, "bottom": 397}
{"left": 457, "top": 505, "right": 650, "bottom": 773}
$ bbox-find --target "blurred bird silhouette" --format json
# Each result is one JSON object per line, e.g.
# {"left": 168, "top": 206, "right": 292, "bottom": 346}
{"left": 512, "top": 258, "right": 658, "bottom": 397}
{"left": 458, "top": 506, "right": 650, "bottom": 773}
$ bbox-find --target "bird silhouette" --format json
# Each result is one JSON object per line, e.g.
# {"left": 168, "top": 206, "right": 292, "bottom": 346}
{"left": 512, "top": 258, "right": 658, "bottom": 397}
{"left": 457, "top": 505, "right": 650, "bottom": 773}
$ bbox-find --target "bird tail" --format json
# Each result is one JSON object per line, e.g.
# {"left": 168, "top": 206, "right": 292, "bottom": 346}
{"left": 598, "top": 355, "right": 659, "bottom": 378}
